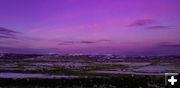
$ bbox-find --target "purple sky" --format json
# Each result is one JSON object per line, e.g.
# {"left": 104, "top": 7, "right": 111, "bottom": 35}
{"left": 0, "top": 0, "right": 180, "bottom": 55}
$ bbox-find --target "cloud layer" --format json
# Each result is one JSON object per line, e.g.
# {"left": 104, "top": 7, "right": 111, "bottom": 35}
{"left": 58, "top": 39, "right": 111, "bottom": 45}
{"left": 128, "top": 19, "right": 155, "bottom": 27}
{"left": 160, "top": 44, "right": 180, "bottom": 47}
{"left": 157, "top": 42, "right": 180, "bottom": 48}
{"left": 0, "top": 27, "right": 20, "bottom": 39}
{"left": 147, "top": 26, "right": 175, "bottom": 30}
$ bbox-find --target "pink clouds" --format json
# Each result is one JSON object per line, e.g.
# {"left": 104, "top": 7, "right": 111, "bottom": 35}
{"left": 0, "top": 0, "right": 180, "bottom": 54}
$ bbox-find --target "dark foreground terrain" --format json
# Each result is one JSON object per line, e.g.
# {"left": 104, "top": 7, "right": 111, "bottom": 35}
{"left": 0, "top": 75, "right": 164, "bottom": 88}
{"left": 0, "top": 54, "right": 179, "bottom": 88}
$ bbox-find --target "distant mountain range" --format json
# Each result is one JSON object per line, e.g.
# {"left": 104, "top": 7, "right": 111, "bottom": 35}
{"left": 0, "top": 47, "right": 180, "bottom": 56}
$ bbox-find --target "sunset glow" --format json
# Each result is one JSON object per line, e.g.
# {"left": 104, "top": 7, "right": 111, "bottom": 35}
{"left": 0, "top": 0, "right": 180, "bottom": 55}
